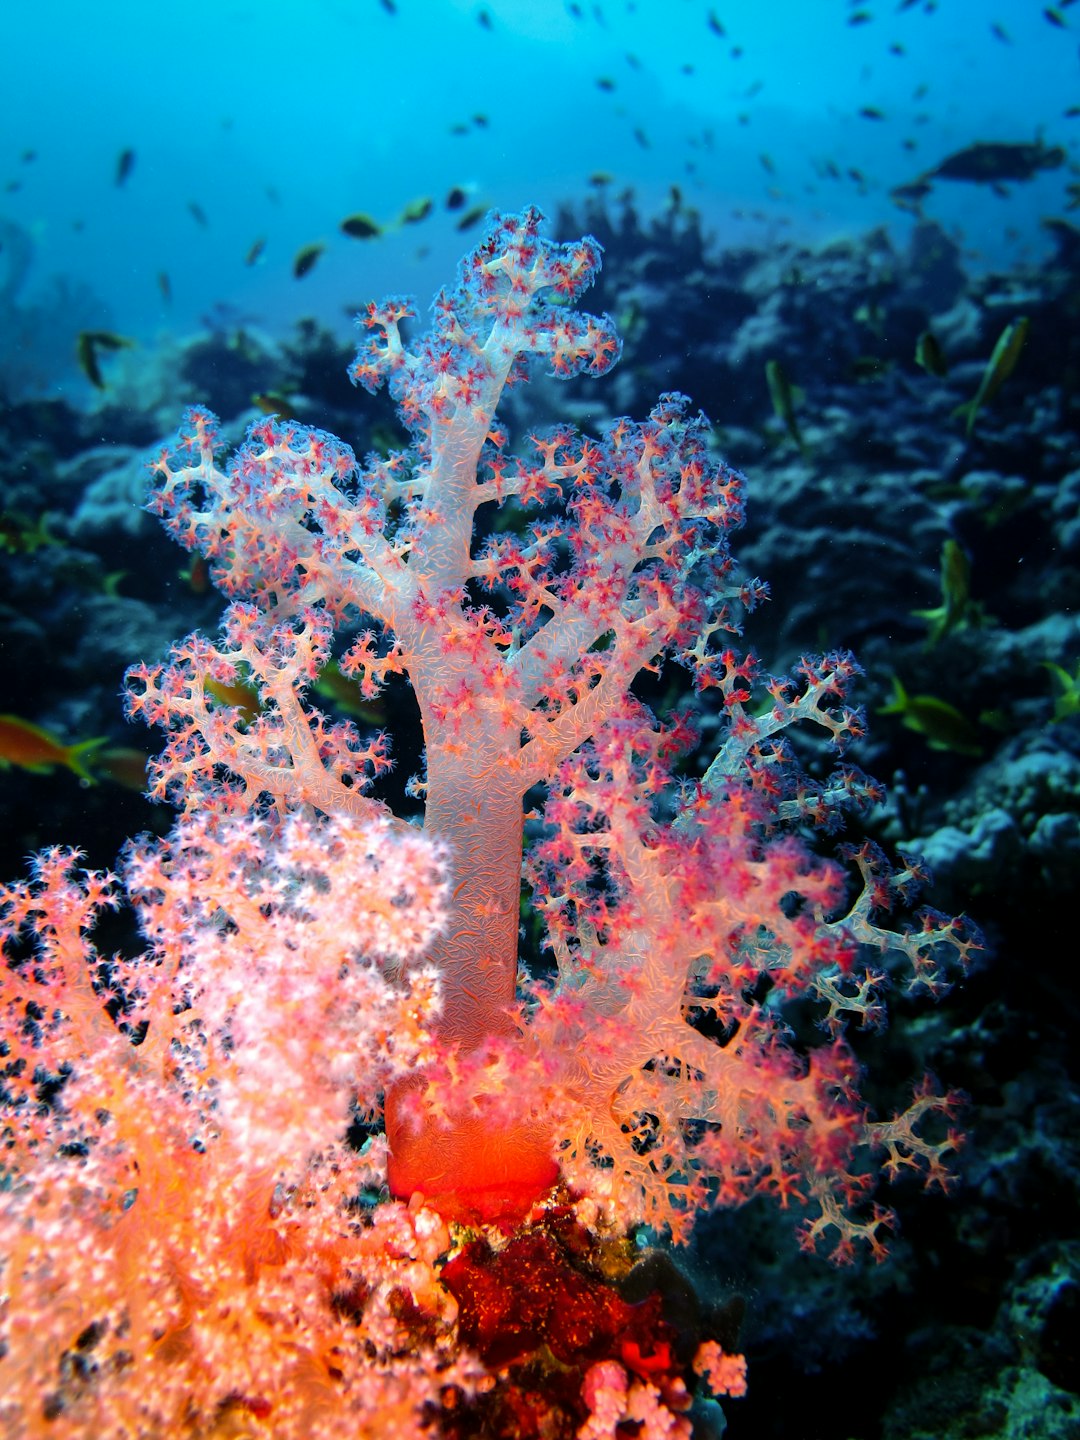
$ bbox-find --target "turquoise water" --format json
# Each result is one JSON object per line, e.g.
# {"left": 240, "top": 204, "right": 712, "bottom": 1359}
{"left": 3, "top": 0, "right": 1076, "bottom": 369}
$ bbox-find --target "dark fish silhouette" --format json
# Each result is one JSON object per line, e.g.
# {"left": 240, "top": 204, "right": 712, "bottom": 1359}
{"left": 115, "top": 148, "right": 135, "bottom": 186}
{"left": 923, "top": 140, "right": 1065, "bottom": 184}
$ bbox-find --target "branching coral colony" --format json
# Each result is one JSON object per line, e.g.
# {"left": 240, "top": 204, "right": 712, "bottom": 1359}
{"left": 0, "top": 209, "right": 979, "bottom": 1439}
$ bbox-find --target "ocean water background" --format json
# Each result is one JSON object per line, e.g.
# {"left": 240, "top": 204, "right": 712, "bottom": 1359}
{"left": 3, "top": 0, "right": 1077, "bottom": 391}
{"left": 4, "top": 6, "right": 1080, "bottom": 1439}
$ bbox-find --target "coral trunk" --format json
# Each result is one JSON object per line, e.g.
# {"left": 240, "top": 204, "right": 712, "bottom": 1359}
{"left": 386, "top": 744, "right": 558, "bottom": 1221}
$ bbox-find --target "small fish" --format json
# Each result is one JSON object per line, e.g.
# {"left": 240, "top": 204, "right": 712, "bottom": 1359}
{"left": 759, "top": 152, "right": 776, "bottom": 174}
{"left": 157, "top": 271, "right": 172, "bottom": 303}
{"left": 456, "top": 205, "right": 487, "bottom": 231}
{"left": 954, "top": 316, "right": 1029, "bottom": 436}
{"left": 379, "top": 0, "right": 397, "bottom": 11}
{"left": 1042, "top": 660, "right": 1080, "bottom": 723}
{"left": 180, "top": 553, "right": 212, "bottom": 594}
{"left": 915, "top": 330, "right": 948, "bottom": 376}
{"left": 293, "top": 242, "right": 325, "bottom": 279}
{"left": 632, "top": 127, "right": 651, "bottom": 148}
{"left": 341, "top": 212, "right": 381, "bottom": 239}
{"left": 21, "top": 149, "right": 36, "bottom": 163}
{"left": 0, "top": 715, "right": 106, "bottom": 782}
{"left": 314, "top": 663, "right": 389, "bottom": 722}
{"left": 706, "top": 10, "right": 725, "bottom": 35}
{"left": 990, "top": 21, "right": 1011, "bottom": 42}
{"left": 765, "top": 359, "right": 807, "bottom": 457}
{"left": 588, "top": 171, "right": 614, "bottom": 186}
{"left": 596, "top": 75, "right": 615, "bottom": 91}
{"left": 115, "top": 148, "right": 136, "bottom": 186}
{"left": 0, "top": 511, "right": 54, "bottom": 554}
{"left": 187, "top": 200, "right": 209, "bottom": 227}
{"left": 889, "top": 41, "right": 906, "bottom": 55}
{"left": 854, "top": 300, "right": 885, "bottom": 337}
{"left": 848, "top": 10, "right": 872, "bottom": 24}
{"left": 911, "top": 539, "right": 981, "bottom": 644}
{"left": 859, "top": 106, "right": 886, "bottom": 121}
{"left": 76, "top": 330, "right": 135, "bottom": 389}
{"left": 399, "top": 197, "right": 433, "bottom": 225}
{"left": 252, "top": 391, "right": 300, "bottom": 420}
{"left": 878, "top": 679, "right": 983, "bottom": 756}
{"left": 244, "top": 236, "right": 267, "bottom": 266}
{"left": 477, "top": 7, "right": 493, "bottom": 28}
{"left": 1045, "top": 6, "right": 1067, "bottom": 26}
{"left": 204, "top": 675, "right": 262, "bottom": 725}
{"left": 445, "top": 187, "right": 467, "bottom": 210}
{"left": 891, "top": 178, "right": 931, "bottom": 207}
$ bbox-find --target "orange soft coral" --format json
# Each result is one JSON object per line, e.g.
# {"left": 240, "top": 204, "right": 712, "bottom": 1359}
{"left": 0, "top": 820, "right": 464, "bottom": 1438}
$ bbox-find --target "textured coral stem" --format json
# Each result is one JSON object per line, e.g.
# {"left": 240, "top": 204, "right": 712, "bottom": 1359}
{"left": 385, "top": 719, "right": 558, "bottom": 1220}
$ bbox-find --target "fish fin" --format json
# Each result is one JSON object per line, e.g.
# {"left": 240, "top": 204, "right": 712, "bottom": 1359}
{"left": 66, "top": 737, "right": 109, "bottom": 783}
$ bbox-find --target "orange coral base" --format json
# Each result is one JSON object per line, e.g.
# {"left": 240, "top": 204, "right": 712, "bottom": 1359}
{"left": 385, "top": 1085, "right": 559, "bottom": 1226}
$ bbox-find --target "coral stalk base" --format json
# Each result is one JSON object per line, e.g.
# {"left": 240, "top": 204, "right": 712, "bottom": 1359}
{"left": 386, "top": 1079, "right": 560, "bottom": 1224}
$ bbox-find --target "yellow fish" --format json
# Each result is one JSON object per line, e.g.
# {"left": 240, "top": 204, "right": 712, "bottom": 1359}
{"left": 204, "top": 676, "right": 263, "bottom": 725}
{"left": 954, "top": 317, "right": 1029, "bottom": 436}
{"left": 765, "top": 359, "right": 808, "bottom": 457}
{"left": 878, "top": 679, "right": 983, "bottom": 756}
{"left": 912, "top": 539, "right": 985, "bottom": 644}
{"left": 0, "top": 715, "right": 106, "bottom": 781}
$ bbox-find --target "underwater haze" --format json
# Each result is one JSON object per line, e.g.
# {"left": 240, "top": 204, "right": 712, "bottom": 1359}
{"left": 2, "top": 0, "right": 1077, "bottom": 377}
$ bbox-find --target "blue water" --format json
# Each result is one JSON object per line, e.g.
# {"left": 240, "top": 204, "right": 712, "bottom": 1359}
{"left": 2, "top": 0, "right": 1076, "bottom": 383}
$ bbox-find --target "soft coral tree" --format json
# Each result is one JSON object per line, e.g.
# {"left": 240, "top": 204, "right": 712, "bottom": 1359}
{"left": 127, "top": 208, "right": 765, "bottom": 1221}
{"left": 121, "top": 205, "right": 977, "bottom": 1241}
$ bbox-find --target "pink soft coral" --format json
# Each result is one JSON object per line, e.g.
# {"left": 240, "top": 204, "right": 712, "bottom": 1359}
{"left": 124, "top": 209, "right": 977, "bottom": 1239}
{"left": 0, "top": 207, "right": 980, "bottom": 1436}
